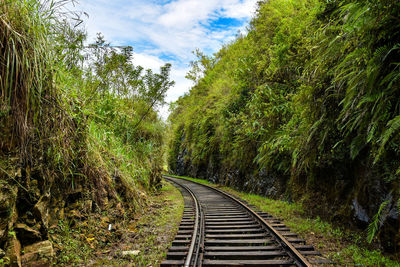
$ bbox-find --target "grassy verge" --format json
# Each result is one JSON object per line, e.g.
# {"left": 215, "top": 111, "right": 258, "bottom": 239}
{"left": 52, "top": 180, "right": 183, "bottom": 266}
{"left": 166, "top": 174, "right": 400, "bottom": 266}
{"left": 124, "top": 180, "right": 184, "bottom": 266}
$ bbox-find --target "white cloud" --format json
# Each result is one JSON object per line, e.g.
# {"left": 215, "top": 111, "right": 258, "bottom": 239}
{"left": 132, "top": 52, "right": 165, "bottom": 71}
{"left": 77, "top": 0, "right": 257, "bottom": 58}
{"left": 131, "top": 51, "right": 192, "bottom": 104}
{"left": 159, "top": 66, "right": 193, "bottom": 120}
{"left": 127, "top": 2, "right": 162, "bottom": 22}
{"left": 167, "top": 68, "right": 193, "bottom": 103}
{"left": 222, "top": 0, "right": 258, "bottom": 19}
{"left": 158, "top": 0, "right": 217, "bottom": 29}
{"left": 69, "top": 0, "right": 257, "bottom": 119}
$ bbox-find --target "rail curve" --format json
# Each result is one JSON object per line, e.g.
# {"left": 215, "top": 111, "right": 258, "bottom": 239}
{"left": 161, "top": 175, "right": 328, "bottom": 267}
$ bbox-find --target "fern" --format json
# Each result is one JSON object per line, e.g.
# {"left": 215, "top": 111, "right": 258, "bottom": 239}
{"left": 367, "top": 200, "right": 390, "bottom": 243}
{"left": 350, "top": 135, "right": 365, "bottom": 160}
{"left": 375, "top": 115, "right": 400, "bottom": 163}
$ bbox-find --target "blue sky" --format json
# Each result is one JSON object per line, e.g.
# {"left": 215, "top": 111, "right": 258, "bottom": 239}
{"left": 69, "top": 0, "right": 258, "bottom": 118}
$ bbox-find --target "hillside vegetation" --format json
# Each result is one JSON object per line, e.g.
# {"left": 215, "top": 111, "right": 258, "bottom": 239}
{"left": 0, "top": 0, "right": 172, "bottom": 265}
{"left": 167, "top": 0, "right": 400, "bottom": 252}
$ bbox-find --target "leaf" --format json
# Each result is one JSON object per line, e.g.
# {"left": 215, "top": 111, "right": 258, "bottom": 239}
{"left": 367, "top": 200, "right": 390, "bottom": 243}
{"left": 350, "top": 135, "right": 365, "bottom": 160}
{"left": 375, "top": 115, "right": 400, "bottom": 163}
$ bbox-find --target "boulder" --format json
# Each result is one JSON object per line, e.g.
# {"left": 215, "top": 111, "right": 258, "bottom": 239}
{"left": 33, "top": 195, "right": 49, "bottom": 229}
{"left": 23, "top": 240, "right": 54, "bottom": 256}
{"left": 21, "top": 240, "right": 54, "bottom": 267}
{"left": 352, "top": 198, "right": 370, "bottom": 227}
{"left": 5, "top": 236, "right": 21, "bottom": 267}
{"left": 15, "top": 223, "right": 41, "bottom": 245}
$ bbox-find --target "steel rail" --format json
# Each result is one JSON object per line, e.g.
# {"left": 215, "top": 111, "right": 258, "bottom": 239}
{"left": 191, "top": 197, "right": 204, "bottom": 267}
{"left": 164, "top": 175, "right": 313, "bottom": 267}
{"left": 165, "top": 177, "right": 202, "bottom": 267}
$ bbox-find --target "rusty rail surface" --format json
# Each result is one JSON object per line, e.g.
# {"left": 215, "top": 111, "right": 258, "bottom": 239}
{"left": 161, "top": 175, "right": 328, "bottom": 267}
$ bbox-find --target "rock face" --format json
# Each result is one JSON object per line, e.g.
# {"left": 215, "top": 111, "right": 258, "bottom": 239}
{"left": 352, "top": 199, "right": 370, "bottom": 226}
{"left": 170, "top": 145, "right": 400, "bottom": 252}
{"left": 0, "top": 185, "right": 17, "bottom": 243}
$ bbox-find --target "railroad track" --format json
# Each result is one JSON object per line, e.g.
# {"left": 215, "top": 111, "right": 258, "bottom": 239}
{"left": 161, "top": 175, "right": 329, "bottom": 267}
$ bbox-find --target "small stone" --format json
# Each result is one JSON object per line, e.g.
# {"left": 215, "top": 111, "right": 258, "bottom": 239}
{"left": 121, "top": 250, "right": 140, "bottom": 257}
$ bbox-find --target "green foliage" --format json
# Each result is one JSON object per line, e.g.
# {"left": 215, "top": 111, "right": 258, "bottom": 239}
{"left": 367, "top": 200, "right": 390, "bottom": 244}
{"left": 167, "top": 0, "right": 400, "bottom": 247}
{"left": 0, "top": 0, "right": 172, "bottom": 216}
{"left": 333, "top": 245, "right": 399, "bottom": 267}
{"left": 53, "top": 219, "right": 92, "bottom": 265}
{"left": 0, "top": 0, "right": 87, "bottom": 184}
{"left": 81, "top": 35, "right": 174, "bottom": 192}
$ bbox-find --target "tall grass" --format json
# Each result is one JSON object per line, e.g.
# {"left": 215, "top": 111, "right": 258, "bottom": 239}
{"left": 0, "top": 0, "right": 84, "bottom": 177}
{"left": 1, "top": 0, "right": 51, "bottom": 153}
{"left": 1, "top": 0, "right": 167, "bottom": 216}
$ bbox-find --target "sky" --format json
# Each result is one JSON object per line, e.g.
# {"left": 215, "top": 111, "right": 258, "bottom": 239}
{"left": 68, "top": 0, "right": 258, "bottom": 119}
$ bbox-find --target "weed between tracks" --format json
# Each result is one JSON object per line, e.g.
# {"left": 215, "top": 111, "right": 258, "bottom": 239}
{"left": 167, "top": 174, "right": 400, "bottom": 266}
{"left": 52, "top": 180, "right": 183, "bottom": 266}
